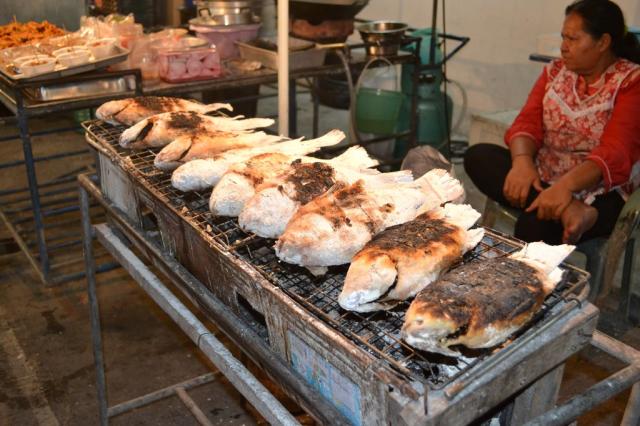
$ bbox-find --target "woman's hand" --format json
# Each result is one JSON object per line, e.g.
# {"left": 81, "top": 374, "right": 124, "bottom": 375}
{"left": 526, "top": 181, "right": 573, "bottom": 220}
{"left": 503, "top": 155, "right": 543, "bottom": 208}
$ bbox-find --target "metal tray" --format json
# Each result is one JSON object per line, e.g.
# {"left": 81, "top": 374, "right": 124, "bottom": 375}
{"left": 237, "top": 39, "right": 327, "bottom": 71}
{"left": 0, "top": 45, "right": 130, "bottom": 83}
{"left": 23, "top": 75, "right": 137, "bottom": 101}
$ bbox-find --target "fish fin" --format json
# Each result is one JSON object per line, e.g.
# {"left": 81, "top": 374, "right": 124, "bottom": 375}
{"left": 332, "top": 146, "right": 379, "bottom": 169}
{"left": 203, "top": 103, "right": 233, "bottom": 113}
{"left": 299, "top": 129, "right": 345, "bottom": 150}
{"left": 414, "top": 168, "right": 465, "bottom": 205}
{"left": 442, "top": 203, "right": 482, "bottom": 230}
{"left": 363, "top": 170, "right": 414, "bottom": 186}
{"left": 237, "top": 117, "right": 275, "bottom": 129}
{"left": 511, "top": 241, "right": 575, "bottom": 278}
{"left": 463, "top": 228, "right": 485, "bottom": 252}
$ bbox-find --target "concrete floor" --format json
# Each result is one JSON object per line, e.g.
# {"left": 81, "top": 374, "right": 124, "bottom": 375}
{"left": 1, "top": 87, "right": 639, "bottom": 425}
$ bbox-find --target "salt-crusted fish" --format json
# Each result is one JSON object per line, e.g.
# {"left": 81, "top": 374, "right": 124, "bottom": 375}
{"left": 119, "top": 111, "right": 274, "bottom": 149}
{"left": 339, "top": 204, "right": 485, "bottom": 313}
{"left": 154, "top": 132, "right": 285, "bottom": 171}
{"left": 275, "top": 169, "right": 464, "bottom": 269}
{"left": 171, "top": 129, "right": 345, "bottom": 192}
{"left": 238, "top": 163, "right": 412, "bottom": 239}
{"left": 96, "top": 96, "right": 232, "bottom": 126}
{"left": 210, "top": 146, "right": 379, "bottom": 218}
{"left": 401, "top": 242, "right": 575, "bottom": 357}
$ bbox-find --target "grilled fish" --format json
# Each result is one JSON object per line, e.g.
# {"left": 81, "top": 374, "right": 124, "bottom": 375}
{"left": 154, "top": 131, "right": 285, "bottom": 171}
{"left": 96, "top": 96, "right": 232, "bottom": 126}
{"left": 238, "top": 164, "right": 412, "bottom": 239}
{"left": 275, "top": 169, "right": 464, "bottom": 268}
{"left": 119, "top": 111, "right": 274, "bottom": 149}
{"left": 401, "top": 242, "right": 575, "bottom": 357}
{"left": 171, "top": 129, "right": 345, "bottom": 192}
{"left": 339, "top": 204, "right": 485, "bottom": 313}
{"left": 210, "top": 146, "right": 378, "bottom": 218}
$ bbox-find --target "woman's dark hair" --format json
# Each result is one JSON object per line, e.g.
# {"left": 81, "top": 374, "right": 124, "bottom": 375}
{"left": 566, "top": 0, "right": 640, "bottom": 64}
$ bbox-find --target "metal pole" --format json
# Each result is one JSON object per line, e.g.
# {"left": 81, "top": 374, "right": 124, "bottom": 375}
{"left": 175, "top": 386, "right": 215, "bottom": 426}
{"left": 16, "top": 92, "right": 50, "bottom": 281}
{"left": 429, "top": 0, "right": 439, "bottom": 66}
{"left": 289, "top": 79, "right": 297, "bottom": 137}
{"left": 108, "top": 373, "right": 218, "bottom": 418}
{"left": 622, "top": 382, "right": 640, "bottom": 426}
{"left": 277, "top": 0, "right": 289, "bottom": 136}
{"left": 80, "top": 184, "right": 108, "bottom": 426}
{"left": 312, "top": 77, "right": 319, "bottom": 138}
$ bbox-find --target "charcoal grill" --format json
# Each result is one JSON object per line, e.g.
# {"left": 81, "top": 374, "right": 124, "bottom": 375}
{"left": 82, "top": 118, "right": 599, "bottom": 425}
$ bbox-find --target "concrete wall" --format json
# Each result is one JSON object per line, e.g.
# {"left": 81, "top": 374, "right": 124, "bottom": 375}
{"left": 359, "top": 0, "right": 640, "bottom": 137}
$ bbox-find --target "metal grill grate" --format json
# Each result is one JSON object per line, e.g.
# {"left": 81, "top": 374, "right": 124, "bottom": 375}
{"left": 84, "top": 119, "right": 589, "bottom": 390}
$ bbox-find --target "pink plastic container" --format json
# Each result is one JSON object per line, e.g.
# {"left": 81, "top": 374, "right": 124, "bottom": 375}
{"left": 189, "top": 23, "right": 261, "bottom": 59}
{"left": 158, "top": 47, "right": 221, "bottom": 83}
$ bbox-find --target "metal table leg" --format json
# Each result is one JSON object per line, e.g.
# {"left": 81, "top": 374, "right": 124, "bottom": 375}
{"left": 80, "top": 183, "right": 108, "bottom": 426}
{"left": 16, "top": 94, "right": 49, "bottom": 282}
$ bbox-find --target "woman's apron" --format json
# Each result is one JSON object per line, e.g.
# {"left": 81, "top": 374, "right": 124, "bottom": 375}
{"left": 538, "top": 59, "right": 640, "bottom": 203}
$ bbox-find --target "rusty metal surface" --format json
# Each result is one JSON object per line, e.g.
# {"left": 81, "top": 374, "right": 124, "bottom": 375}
{"left": 83, "top": 118, "right": 592, "bottom": 393}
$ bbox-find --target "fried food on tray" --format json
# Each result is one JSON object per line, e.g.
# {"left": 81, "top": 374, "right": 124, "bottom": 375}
{"left": 0, "top": 20, "right": 65, "bottom": 50}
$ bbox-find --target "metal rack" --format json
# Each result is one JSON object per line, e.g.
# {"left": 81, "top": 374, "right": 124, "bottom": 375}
{"left": 83, "top": 117, "right": 591, "bottom": 393}
{"left": 81, "top": 116, "right": 615, "bottom": 425}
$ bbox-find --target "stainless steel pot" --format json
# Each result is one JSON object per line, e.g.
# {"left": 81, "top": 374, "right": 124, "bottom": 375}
{"left": 195, "top": 1, "right": 256, "bottom": 26}
{"left": 357, "top": 21, "right": 408, "bottom": 56}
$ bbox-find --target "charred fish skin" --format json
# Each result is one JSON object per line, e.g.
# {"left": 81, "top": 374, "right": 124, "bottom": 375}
{"left": 119, "top": 112, "right": 274, "bottom": 149}
{"left": 339, "top": 214, "right": 464, "bottom": 312}
{"left": 275, "top": 169, "right": 464, "bottom": 269}
{"left": 96, "top": 96, "right": 232, "bottom": 127}
{"left": 338, "top": 203, "right": 484, "bottom": 313}
{"left": 401, "top": 257, "right": 549, "bottom": 356}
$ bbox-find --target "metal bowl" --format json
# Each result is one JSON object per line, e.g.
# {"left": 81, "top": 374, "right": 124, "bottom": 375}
{"left": 357, "top": 21, "right": 408, "bottom": 56}
{"left": 195, "top": 0, "right": 256, "bottom": 26}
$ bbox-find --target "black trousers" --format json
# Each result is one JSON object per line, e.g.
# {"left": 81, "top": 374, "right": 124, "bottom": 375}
{"left": 464, "top": 143, "right": 625, "bottom": 245}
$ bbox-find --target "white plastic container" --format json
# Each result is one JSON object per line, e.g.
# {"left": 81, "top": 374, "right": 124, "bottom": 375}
{"left": 158, "top": 47, "right": 222, "bottom": 83}
{"left": 85, "top": 38, "right": 117, "bottom": 59}
{"left": 57, "top": 51, "right": 91, "bottom": 67}
{"left": 190, "top": 23, "right": 261, "bottom": 59}
{"left": 19, "top": 57, "right": 57, "bottom": 77}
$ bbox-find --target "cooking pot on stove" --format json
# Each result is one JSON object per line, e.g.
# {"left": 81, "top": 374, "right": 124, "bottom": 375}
{"left": 195, "top": 0, "right": 256, "bottom": 26}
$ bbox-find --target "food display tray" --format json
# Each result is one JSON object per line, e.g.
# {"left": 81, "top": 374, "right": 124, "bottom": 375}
{"left": 0, "top": 45, "right": 130, "bottom": 83}
{"left": 23, "top": 74, "right": 137, "bottom": 101}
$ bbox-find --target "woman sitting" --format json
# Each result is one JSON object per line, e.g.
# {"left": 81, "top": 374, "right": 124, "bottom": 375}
{"left": 465, "top": 0, "right": 640, "bottom": 244}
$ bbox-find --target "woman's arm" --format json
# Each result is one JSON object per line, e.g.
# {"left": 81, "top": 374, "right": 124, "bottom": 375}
{"left": 526, "top": 160, "right": 602, "bottom": 219}
{"left": 586, "top": 70, "right": 640, "bottom": 190}
{"left": 501, "top": 69, "right": 548, "bottom": 208}
{"left": 504, "top": 136, "right": 543, "bottom": 207}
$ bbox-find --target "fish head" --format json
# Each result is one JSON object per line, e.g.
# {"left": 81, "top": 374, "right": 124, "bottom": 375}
{"left": 171, "top": 159, "right": 223, "bottom": 191}
{"left": 210, "top": 173, "right": 255, "bottom": 216}
{"left": 239, "top": 186, "right": 298, "bottom": 238}
{"left": 401, "top": 301, "right": 462, "bottom": 357}
{"left": 339, "top": 253, "right": 398, "bottom": 312}
{"left": 119, "top": 116, "right": 162, "bottom": 148}
{"left": 276, "top": 214, "right": 371, "bottom": 267}
{"left": 154, "top": 136, "right": 193, "bottom": 171}
{"left": 96, "top": 100, "right": 130, "bottom": 124}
